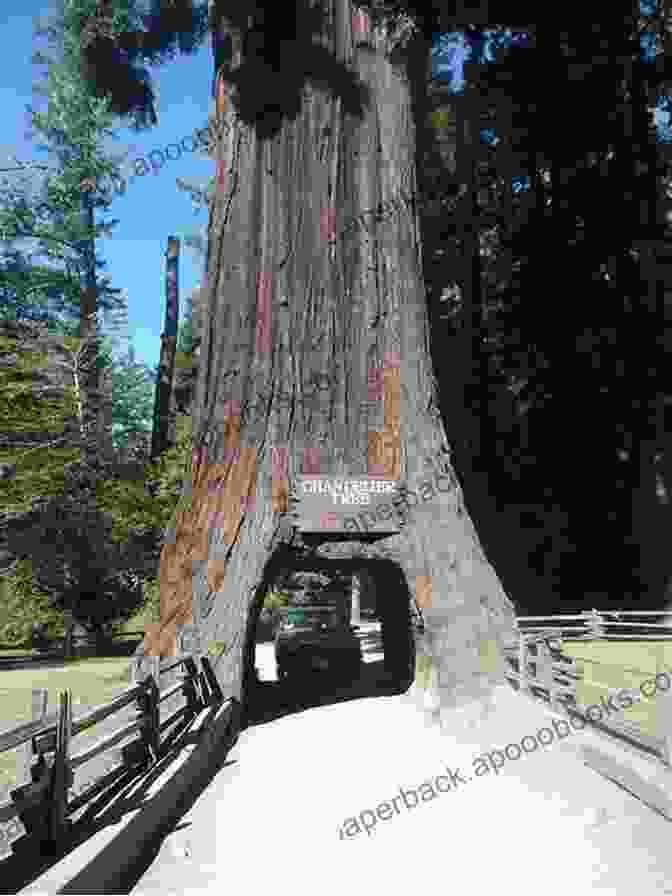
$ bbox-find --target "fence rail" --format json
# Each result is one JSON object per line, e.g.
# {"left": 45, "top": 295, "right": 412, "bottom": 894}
{"left": 505, "top": 610, "right": 672, "bottom": 765}
{"left": 3, "top": 609, "right": 671, "bottom": 857}
{"left": 0, "top": 653, "right": 225, "bottom": 855}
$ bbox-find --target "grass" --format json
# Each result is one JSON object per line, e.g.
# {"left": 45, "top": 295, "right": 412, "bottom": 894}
{"left": 560, "top": 640, "right": 672, "bottom": 742}
{"left": 0, "top": 657, "right": 132, "bottom": 800}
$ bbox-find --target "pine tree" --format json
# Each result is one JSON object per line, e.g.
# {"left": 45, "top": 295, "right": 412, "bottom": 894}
{"left": 108, "top": 344, "right": 156, "bottom": 454}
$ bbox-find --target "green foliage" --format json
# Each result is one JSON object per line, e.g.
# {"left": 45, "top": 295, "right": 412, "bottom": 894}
{"left": 109, "top": 344, "right": 155, "bottom": 452}
{"left": 0, "top": 330, "right": 81, "bottom": 515}
{"left": 0, "top": 0, "right": 129, "bottom": 335}
{"left": 430, "top": 107, "right": 452, "bottom": 132}
{"left": 68, "top": 0, "right": 209, "bottom": 129}
{"left": 0, "top": 558, "right": 63, "bottom": 647}
{"left": 263, "top": 590, "right": 291, "bottom": 610}
{"left": 173, "top": 349, "right": 192, "bottom": 371}
{"left": 176, "top": 289, "right": 194, "bottom": 353}
{"left": 141, "top": 576, "right": 161, "bottom": 623}
{"left": 96, "top": 412, "right": 193, "bottom": 544}
{"left": 4, "top": 493, "right": 147, "bottom": 633}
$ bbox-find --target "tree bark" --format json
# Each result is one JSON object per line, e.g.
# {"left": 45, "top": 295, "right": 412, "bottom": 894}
{"left": 350, "top": 571, "right": 361, "bottom": 624}
{"left": 139, "top": 2, "right": 518, "bottom": 725}
{"left": 150, "top": 237, "right": 180, "bottom": 460}
{"left": 65, "top": 189, "right": 101, "bottom": 661}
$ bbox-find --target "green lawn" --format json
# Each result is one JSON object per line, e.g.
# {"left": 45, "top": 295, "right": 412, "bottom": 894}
{"left": 561, "top": 640, "right": 672, "bottom": 742}
{"left": 0, "top": 657, "right": 132, "bottom": 798}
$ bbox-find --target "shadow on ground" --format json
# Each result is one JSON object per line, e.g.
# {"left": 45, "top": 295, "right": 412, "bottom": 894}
{"left": 0, "top": 708, "right": 239, "bottom": 894}
{"left": 242, "top": 657, "right": 409, "bottom": 730}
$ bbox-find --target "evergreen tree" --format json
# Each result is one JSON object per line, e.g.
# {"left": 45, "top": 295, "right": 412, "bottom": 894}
{"left": 109, "top": 344, "right": 156, "bottom": 453}
{"left": 0, "top": 0, "right": 136, "bottom": 656}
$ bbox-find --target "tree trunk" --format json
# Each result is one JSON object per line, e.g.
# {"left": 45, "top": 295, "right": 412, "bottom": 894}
{"left": 150, "top": 237, "right": 180, "bottom": 461}
{"left": 140, "top": 2, "right": 518, "bottom": 726}
{"left": 350, "top": 571, "right": 361, "bottom": 625}
{"left": 65, "top": 190, "right": 101, "bottom": 661}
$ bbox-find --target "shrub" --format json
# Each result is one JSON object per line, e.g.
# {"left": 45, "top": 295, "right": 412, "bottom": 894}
{"left": 0, "top": 557, "right": 63, "bottom": 648}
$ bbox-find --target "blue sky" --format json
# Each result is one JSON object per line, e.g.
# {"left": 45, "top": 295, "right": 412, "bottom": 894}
{"left": 1, "top": 0, "right": 214, "bottom": 372}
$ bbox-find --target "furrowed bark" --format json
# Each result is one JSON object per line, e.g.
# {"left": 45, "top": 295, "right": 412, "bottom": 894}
{"left": 137, "top": 1, "right": 519, "bottom": 726}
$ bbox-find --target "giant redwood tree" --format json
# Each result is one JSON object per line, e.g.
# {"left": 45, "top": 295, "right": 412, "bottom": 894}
{"left": 75, "top": 0, "right": 519, "bottom": 725}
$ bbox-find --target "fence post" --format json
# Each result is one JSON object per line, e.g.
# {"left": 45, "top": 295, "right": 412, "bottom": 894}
{"left": 49, "top": 690, "right": 72, "bottom": 849}
{"left": 17, "top": 689, "right": 48, "bottom": 786}
{"left": 200, "top": 656, "right": 224, "bottom": 703}
{"left": 139, "top": 675, "right": 161, "bottom": 762}
{"left": 655, "top": 647, "right": 672, "bottom": 766}
{"left": 518, "top": 635, "right": 529, "bottom": 695}
{"left": 183, "top": 657, "right": 201, "bottom": 715}
{"left": 148, "top": 656, "right": 161, "bottom": 759}
{"left": 536, "top": 640, "right": 558, "bottom": 710}
{"left": 585, "top": 608, "right": 605, "bottom": 639}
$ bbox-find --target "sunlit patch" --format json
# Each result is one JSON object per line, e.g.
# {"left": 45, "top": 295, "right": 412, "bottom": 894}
{"left": 416, "top": 653, "right": 433, "bottom": 689}
{"left": 272, "top": 445, "right": 289, "bottom": 513}
{"left": 208, "top": 558, "right": 227, "bottom": 593}
{"left": 416, "top": 575, "right": 433, "bottom": 610}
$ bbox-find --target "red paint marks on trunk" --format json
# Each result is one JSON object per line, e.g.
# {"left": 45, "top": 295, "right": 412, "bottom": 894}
{"left": 223, "top": 447, "right": 242, "bottom": 465}
{"left": 368, "top": 367, "right": 384, "bottom": 401}
{"left": 223, "top": 399, "right": 241, "bottom": 417}
{"left": 255, "top": 271, "right": 273, "bottom": 354}
{"left": 216, "top": 157, "right": 226, "bottom": 190}
{"left": 368, "top": 462, "right": 386, "bottom": 476}
{"left": 352, "top": 8, "right": 371, "bottom": 40}
{"left": 208, "top": 478, "right": 226, "bottom": 495}
{"left": 272, "top": 446, "right": 289, "bottom": 478}
{"left": 303, "top": 447, "right": 321, "bottom": 474}
{"left": 320, "top": 207, "right": 336, "bottom": 242}
{"left": 208, "top": 511, "right": 227, "bottom": 529}
{"left": 319, "top": 512, "right": 339, "bottom": 530}
{"left": 240, "top": 495, "right": 256, "bottom": 513}
{"left": 384, "top": 351, "right": 400, "bottom": 369}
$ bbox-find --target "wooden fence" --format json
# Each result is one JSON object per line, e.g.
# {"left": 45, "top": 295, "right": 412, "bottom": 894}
{"left": 505, "top": 610, "right": 672, "bottom": 765}
{"left": 0, "top": 653, "right": 224, "bottom": 856}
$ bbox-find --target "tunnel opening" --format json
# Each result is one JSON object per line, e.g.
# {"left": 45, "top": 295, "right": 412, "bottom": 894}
{"left": 240, "top": 548, "right": 418, "bottom": 729}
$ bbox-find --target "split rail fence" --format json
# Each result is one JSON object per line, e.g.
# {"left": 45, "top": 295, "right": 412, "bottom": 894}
{"left": 0, "top": 653, "right": 225, "bottom": 857}
{"left": 3, "top": 608, "right": 672, "bottom": 858}
{"left": 505, "top": 610, "right": 672, "bottom": 765}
